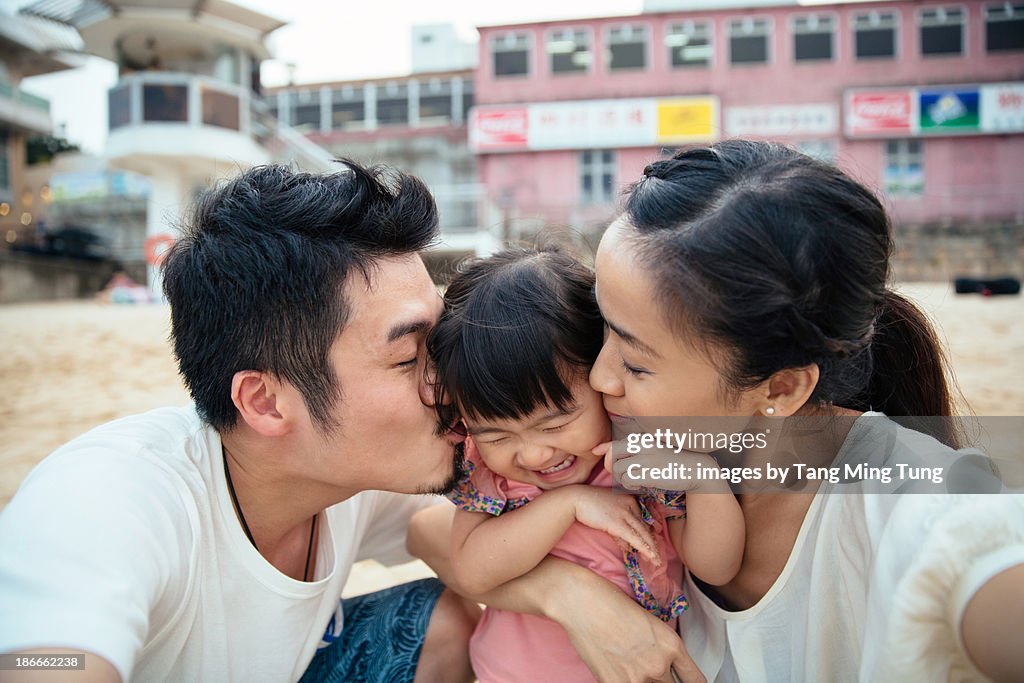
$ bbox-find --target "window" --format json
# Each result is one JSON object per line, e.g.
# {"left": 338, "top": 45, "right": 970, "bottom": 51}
{"left": 797, "top": 140, "right": 836, "bottom": 162}
{"left": 377, "top": 82, "right": 409, "bottom": 126}
{"left": 607, "top": 24, "right": 648, "bottom": 71}
{"left": 666, "top": 21, "right": 712, "bottom": 68}
{"left": 290, "top": 89, "right": 320, "bottom": 129}
{"left": 884, "top": 140, "right": 923, "bottom": 196}
{"left": 143, "top": 84, "right": 188, "bottom": 123}
{"left": 792, "top": 14, "right": 835, "bottom": 61}
{"left": 459, "top": 78, "right": 474, "bottom": 122}
{"left": 419, "top": 79, "right": 453, "bottom": 123}
{"left": 854, "top": 11, "right": 899, "bottom": 59}
{"left": 728, "top": 17, "right": 771, "bottom": 64}
{"left": 109, "top": 84, "right": 131, "bottom": 129}
{"left": 331, "top": 86, "right": 365, "bottom": 129}
{"left": 548, "top": 28, "right": 591, "bottom": 74}
{"left": 581, "top": 150, "right": 616, "bottom": 204}
{"left": 920, "top": 7, "right": 964, "bottom": 56}
{"left": 492, "top": 32, "right": 530, "bottom": 77}
{"left": 986, "top": 3, "right": 1024, "bottom": 52}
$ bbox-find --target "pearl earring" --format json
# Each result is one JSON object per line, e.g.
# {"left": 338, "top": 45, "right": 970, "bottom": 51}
{"left": 765, "top": 406, "right": 776, "bottom": 416}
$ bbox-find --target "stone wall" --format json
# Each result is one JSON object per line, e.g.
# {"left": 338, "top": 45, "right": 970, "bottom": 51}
{"left": 891, "top": 223, "right": 1023, "bottom": 282}
{"left": 0, "top": 251, "right": 121, "bottom": 303}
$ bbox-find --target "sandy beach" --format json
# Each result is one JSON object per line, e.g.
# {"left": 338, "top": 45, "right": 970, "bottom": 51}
{"left": 1, "top": 282, "right": 1022, "bottom": 592}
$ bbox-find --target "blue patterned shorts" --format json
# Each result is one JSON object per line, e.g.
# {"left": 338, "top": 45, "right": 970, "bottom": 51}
{"left": 300, "top": 577, "right": 446, "bottom": 683}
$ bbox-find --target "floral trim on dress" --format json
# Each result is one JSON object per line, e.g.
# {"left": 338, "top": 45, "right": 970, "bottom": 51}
{"left": 630, "top": 489, "right": 688, "bottom": 621}
{"left": 447, "top": 462, "right": 689, "bottom": 621}
{"left": 446, "top": 459, "right": 531, "bottom": 515}
{"left": 625, "top": 548, "right": 689, "bottom": 622}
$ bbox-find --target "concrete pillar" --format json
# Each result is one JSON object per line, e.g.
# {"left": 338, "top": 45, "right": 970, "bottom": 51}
{"left": 365, "top": 83, "right": 377, "bottom": 130}
{"left": 145, "top": 172, "right": 186, "bottom": 297}
{"left": 408, "top": 79, "right": 419, "bottom": 128}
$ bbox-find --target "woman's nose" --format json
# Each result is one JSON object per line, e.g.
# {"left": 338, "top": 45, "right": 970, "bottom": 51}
{"left": 590, "top": 342, "right": 624, "bottom": 397}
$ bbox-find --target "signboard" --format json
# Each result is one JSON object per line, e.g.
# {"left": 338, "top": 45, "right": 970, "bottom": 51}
{"left": 725, "top": 104, "right": 838, "bottom": 137}
{"left": 528, "top": 99, "right": 655, "bottom": 150}
{"left": 470, "top": 96, "right": 720, "bottom": 153}
{"left": 980, "top": 83, "right": 1024, "bottom": 132}
{"left": 845, "top": 82, "right": 1024, "bottom": 138}
{"left": 846, "top": 91, "right": 914, "bottom": 137}
{"left": 469, "top": 107, "right": 528, "bottom": 152}
{"left": 657, "top": 97, "right": 718, "bottom": 142}
{"left": 919, "top": 88, "right": 980, "bottom": 133}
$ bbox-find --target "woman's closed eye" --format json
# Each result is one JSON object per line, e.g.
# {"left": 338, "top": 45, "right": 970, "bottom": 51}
{"left": 621, "top": 356, "right": 650, "bottom": 377}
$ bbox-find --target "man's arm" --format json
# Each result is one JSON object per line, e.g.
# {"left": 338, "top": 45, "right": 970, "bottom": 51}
{"left": 408, "top": 503, "right": 705, "bottom": 683}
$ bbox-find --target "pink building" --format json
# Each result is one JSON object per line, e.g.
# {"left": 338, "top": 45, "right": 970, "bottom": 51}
{"left": 471, "top": 0, "right": 1024, "bottom": 238}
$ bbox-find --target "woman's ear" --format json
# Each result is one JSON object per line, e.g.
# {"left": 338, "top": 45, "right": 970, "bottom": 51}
{"left": 230, "top": 371, "right": 296, "bottom": 437}
{"left": 761, "top": 364, "right": 820, "bottom": 417}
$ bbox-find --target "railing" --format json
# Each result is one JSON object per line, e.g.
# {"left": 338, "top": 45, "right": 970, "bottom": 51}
{"left": 107, "top": 72, "right": 249, "bottom": 133}
{"left": 0, "top": 79, "right": 51, "bottom": 112}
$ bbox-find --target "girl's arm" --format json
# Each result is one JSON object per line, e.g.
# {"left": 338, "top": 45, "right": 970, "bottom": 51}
{"left": 408, "top": 504, "right": 707, "bottom": 683}
{"left": 668, "top": 489, "right": 745, "bottom": 586}
{"left": 451, "top": 484, "right": 659, "bottom": 595}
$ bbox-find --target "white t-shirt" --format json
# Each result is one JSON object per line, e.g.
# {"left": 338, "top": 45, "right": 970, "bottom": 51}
{"left": 0, "top": 406, "right": 441, "bottom": 682}
{"left": 680, "top": 413, "right": 1024, "bottom": 682}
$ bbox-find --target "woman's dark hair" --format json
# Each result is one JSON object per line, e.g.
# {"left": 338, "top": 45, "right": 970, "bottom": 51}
{"left": 623, "top": 140, "right": 960, "bottom": 446}
{"left": 429, "top": 246, "right": 603, "bottom": 423}
{"left": 162, "top": 161, "right": 437, "bottom": 432}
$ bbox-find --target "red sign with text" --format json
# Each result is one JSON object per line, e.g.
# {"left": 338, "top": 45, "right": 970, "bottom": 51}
{"left": 470, "top": 108, "right": 528, "bottom": 151}
{"left": 847, "top": 92, "right": 914, "bottom": 136}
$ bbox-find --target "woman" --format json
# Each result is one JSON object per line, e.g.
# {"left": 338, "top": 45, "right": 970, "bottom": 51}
{"left": 588, "top": 140, "right": 1023, "bottom": 681}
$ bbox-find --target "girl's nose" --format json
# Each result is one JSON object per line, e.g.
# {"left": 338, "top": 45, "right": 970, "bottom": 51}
{"left": 519, "top": 442, "right": 557, "bottom": 469}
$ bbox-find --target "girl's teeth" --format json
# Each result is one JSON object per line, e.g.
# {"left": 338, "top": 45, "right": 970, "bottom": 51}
{"left": 541, "top": 455, "right": 575, "bottom": 474}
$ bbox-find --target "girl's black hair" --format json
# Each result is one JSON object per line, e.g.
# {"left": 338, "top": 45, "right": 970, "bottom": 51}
{"left": 430, "top": 246, "right": 603, "bottom": 423}
{"left": 623, "top": 140, "right": 961, "bottom": 446}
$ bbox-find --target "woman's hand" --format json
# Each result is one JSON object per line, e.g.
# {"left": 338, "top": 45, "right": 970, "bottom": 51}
{"left": 551, "top": 568, "right": 706, "bottom": 683}
{"left": 569, "top": 485, "right": 661, "bottom": 564}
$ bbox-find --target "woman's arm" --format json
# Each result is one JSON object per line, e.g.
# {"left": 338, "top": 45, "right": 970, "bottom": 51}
{"left": 669, "top": 490, "right": 745, "bottom": 586}
{"left": 449, "top": 485, "right": 658, "bottom": 595}
{"left": 408, "top": 504, "right": 706, "bottom": 683}
{"left": 961, "top": 562, "right": 1024, "bottom": 682}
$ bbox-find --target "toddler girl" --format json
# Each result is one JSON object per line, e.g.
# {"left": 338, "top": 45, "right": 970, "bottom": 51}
{"left": 429, "top": 246, "right": 744, "bottom": 682}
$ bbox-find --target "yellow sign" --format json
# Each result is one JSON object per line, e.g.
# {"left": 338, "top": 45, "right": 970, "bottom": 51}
{"left": 656, "top": 97, "right": 719, "bottom": 142}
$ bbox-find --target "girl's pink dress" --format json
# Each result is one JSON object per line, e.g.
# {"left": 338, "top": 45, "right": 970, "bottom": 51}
{"left": 448, "top": 439, "right": 688, "bottom": 683}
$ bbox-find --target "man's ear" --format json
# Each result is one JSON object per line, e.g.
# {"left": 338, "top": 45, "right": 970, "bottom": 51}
{"left": 230, "top": 371, "right": 297, "bottom": 437}
{"left": 762, "top": 364, "right": 821, "bottom": 417}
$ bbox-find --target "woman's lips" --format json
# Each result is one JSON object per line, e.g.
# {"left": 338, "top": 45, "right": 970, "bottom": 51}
{"left": 606, "top": 410, "right": 633, "bottom": 425}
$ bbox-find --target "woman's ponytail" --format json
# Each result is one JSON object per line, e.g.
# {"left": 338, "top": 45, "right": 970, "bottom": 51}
{"left": 865, "top": 290, "right": 963, "bottom": 447}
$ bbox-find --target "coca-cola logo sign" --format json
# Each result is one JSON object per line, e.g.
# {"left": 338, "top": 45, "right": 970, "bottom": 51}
{"left": 471, "top": 108, "right": 528, "bottom": 150}
{"left": 848, "top": 92, "right": 913, "bottom": 135}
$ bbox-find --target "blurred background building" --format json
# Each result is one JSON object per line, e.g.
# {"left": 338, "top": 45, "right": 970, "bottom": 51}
{"left": 470, "top": 0, "right": 1024, "bottom": 275}
{"left": 1, "top": 0, "right": 1022, "bottom": 301}
{"left": 265, "top": 23, "right": 503, "bottom": 270}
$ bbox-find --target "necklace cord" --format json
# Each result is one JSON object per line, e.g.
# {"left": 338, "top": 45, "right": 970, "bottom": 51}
{"left": 222, "top": 449, "right": 317, "bottom": 581}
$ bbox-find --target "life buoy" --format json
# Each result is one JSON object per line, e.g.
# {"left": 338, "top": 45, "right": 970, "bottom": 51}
{"left": 144, "top": 233, "right": 175, "bottom": 266}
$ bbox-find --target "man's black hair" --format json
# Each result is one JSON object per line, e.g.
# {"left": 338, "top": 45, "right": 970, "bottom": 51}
{"left": 162, "top": 161, "right": 438, "bottom": 432}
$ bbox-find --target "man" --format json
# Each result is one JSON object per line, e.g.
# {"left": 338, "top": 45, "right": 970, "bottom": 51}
{"left": 0, "top": 162, "right": 706, "bottom": 683}
{"left": 0, "top": 162, "right": 477, "bottom": 682}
